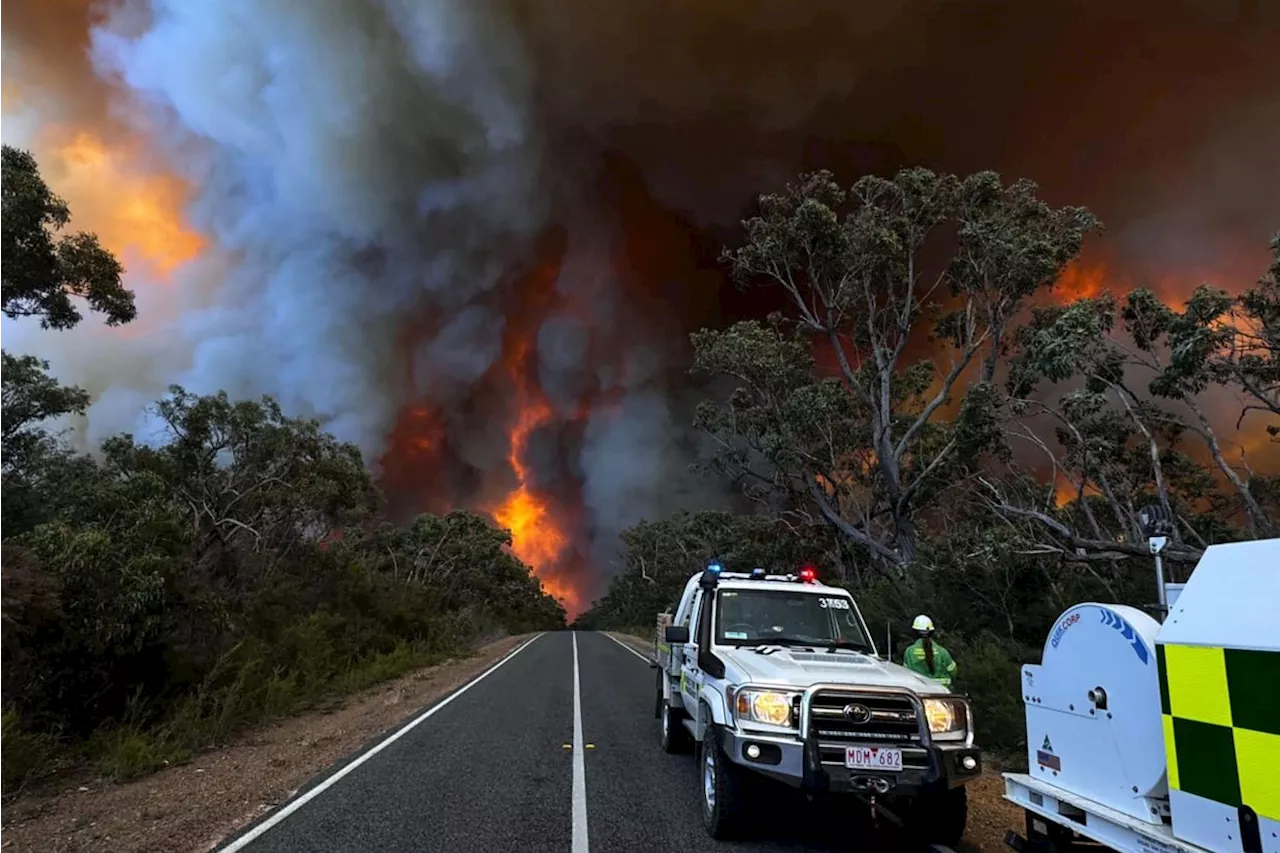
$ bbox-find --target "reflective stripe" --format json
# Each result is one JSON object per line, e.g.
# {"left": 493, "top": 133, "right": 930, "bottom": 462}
{"left": 1158, "top": 643, "right": 1280, "bottom": 821}
{"left": 1162, "top": 714, "right": 1179, "bottom": 790}
{"left": 1165, "top": 644, "right": 1232, "bottom": 726}
{"left": 1234, "top": 727, "right": 1280, "bottom": 822}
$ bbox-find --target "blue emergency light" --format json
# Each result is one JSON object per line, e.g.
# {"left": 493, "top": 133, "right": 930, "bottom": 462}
{"left": 707, "top": 561, "right": 723, "bottom": 573}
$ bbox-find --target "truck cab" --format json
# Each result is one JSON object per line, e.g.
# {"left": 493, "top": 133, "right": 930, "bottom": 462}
{"left": 653, "top": 563, "right": 982, "bottom": 844}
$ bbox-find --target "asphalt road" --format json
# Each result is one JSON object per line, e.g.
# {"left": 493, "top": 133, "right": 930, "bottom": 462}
{"left": 215, "top": 631, "right": 927, "bottom": 853}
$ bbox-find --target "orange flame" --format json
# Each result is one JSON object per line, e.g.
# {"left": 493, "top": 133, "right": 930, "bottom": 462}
{"left": 1053, "top": 260, "right": 1108, "bottom": 302}
{"left": 1052, "top": 477, "right": 1101, "bottom": 507}
{"left": 488, "top": 337, "right": 576, "bottom": 613}
{"left": 1052, "top": 257, "right": 1255, "bottom": 310}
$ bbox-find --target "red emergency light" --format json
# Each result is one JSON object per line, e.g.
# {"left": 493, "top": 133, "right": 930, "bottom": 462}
{"left": 798, "top": 566, "right": 817, "bottom": 583}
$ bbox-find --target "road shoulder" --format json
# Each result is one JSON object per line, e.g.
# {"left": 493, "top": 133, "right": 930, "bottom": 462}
{"left": 1, "top": 633, "right": 534, "bottom": 853}
{"left": 603, "top": 631, "right": 653, "bottom": 660}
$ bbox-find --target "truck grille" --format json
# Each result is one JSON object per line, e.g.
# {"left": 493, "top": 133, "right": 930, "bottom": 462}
{"left": 807, "top": 690, "right": 922, "bottom": 744}
{"left": 807, "top": 690, "right": 928, "bottom": 771}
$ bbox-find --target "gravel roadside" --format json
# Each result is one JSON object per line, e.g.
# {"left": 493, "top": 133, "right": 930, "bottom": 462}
{"left": 1, "top": 633, "right": 533, "bottom": 853}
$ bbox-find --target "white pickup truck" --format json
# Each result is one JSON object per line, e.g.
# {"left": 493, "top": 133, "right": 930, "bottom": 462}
{"left": 652, "top": 564, "right": 983, "bottom": 845}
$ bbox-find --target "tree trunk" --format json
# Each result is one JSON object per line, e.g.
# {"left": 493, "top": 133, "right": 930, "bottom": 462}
{"left": 893, "top": 513, "right": 917, "bottom": 570}
{"left": 1186, "top": 399, "right": 1274, "bottom": 537}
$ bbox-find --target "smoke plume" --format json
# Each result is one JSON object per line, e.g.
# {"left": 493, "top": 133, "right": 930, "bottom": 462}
{"left": 4, "top": 0, "right": 1278, "bottom": 611}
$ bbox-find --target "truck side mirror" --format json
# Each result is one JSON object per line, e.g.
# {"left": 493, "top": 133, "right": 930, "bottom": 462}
{"left": 665, "top": 625, "right": 690, "bottom": 644}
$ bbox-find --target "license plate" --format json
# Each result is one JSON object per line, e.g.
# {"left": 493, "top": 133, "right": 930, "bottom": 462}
{"left": 845, "top": 746, "right": 903, "bottom": 772}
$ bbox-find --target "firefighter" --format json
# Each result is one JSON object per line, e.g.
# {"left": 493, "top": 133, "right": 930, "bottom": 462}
{"left": 902, "top": 614, "right": 957, "bottom": 688}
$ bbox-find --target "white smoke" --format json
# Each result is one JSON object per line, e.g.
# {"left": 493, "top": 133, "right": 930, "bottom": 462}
{"left": 18, "top": 0, "right": 545, "bottom": 458}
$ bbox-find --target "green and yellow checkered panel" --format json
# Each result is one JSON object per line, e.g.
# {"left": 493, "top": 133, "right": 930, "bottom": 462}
{"left": 1157, "top": 643, "right": 1280, "bottom": 822}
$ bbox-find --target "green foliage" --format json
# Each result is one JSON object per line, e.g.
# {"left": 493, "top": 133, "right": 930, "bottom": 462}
{"left": 574, "top": 511, "right": 831, "bottom": 630}
{"left": 998, "top": 251, "right": 1277, "bottom": 552}
{"left": 701, "top": 167, "right": 1101, "bottom": 570}
{"left": 1137, "top": 234, "right": 1280, "bottom": 435}
{"left": 1, "top": 376, "right": 565, "bottom": 789}
{"left": 77, "top": 632, "right": 457, "bottom": 783}
{"left": 948, "top": 634, "right": 1035, "bottom": 758}
{"left": 1, "top": 353, "right": 96, "bottom": 534}
{"left": 100, "top": 385, "right": 382, "bottom": 563}
{"left": 2, "top": 708, "right": 56, "bottom": 791}
{"left": 338, "top": 512, "right": 566, "bottom": 631}
{"left": 2, "top": 145, "right": 135, "bottom": 329}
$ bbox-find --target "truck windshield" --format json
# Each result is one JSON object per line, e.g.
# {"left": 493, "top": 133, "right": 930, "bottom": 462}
{"left": 715, "top": 589, "right": 871, "bottom": 650}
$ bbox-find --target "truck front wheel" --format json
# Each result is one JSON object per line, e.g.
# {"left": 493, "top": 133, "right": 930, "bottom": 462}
{"left": 908, "top": 785, "right": 968, "bottom": 848}
{"left": 700, "top": 736, "right": 747, "bottom": 839}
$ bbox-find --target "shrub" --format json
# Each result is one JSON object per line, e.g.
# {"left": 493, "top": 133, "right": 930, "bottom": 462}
{"left": 2, "top": 707, "right": 56, "bottom": 791}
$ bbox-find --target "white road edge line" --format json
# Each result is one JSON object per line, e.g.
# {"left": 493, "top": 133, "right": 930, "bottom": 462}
{"left": 572, "top": 631, "right": 589, "bottom": 853}
{"left": 219, "top": 633, "right": 545, "bottom": 852}
{"left": 601, "top": 631, "right": 650, "bottom": 663}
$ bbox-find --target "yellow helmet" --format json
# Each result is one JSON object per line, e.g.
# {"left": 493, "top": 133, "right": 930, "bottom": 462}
{"left": 912, "top": 614, "right": 935, "bottom": 633}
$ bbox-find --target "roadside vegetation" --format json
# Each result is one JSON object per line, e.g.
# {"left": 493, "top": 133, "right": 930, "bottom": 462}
{"left": 1, "top": 145, "right": 567, "bottom": 792}
{"left": 576, "top": 168, "right": 1280, "bottom": 759}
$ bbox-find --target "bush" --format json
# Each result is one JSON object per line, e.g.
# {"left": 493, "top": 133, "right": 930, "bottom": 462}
{"left": 950, "top": 633, "right": 1038, "bottom": 761}
{"left": 2, "top": 708, "right": 56, "bottom": 791}
{"left": 0, "top": 384, "right": 567, "bottom": 789}
{"left": 89, "top": 726, "right": 177, "bottom": 782}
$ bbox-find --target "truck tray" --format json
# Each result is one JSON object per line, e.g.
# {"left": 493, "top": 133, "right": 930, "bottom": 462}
{"left": 1003, "top": 774, "right": 1214, "bottom": 853}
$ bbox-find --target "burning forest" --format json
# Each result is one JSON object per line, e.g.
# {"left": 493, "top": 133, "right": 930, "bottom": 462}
{"left": 4, "top": 0, "right": 1279, "bottom": 619}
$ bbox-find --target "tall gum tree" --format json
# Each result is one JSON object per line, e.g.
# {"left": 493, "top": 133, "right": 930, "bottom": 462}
{"left": 988, "top": 236, "right": 1280, "bottom": 562}
{"left": 692, "top": 168, "right": 1100, "bottom": 573}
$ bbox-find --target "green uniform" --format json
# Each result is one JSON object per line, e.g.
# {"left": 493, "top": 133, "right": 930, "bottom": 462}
{"left": 903, "top": 638, "right": 956, "bottom": 688}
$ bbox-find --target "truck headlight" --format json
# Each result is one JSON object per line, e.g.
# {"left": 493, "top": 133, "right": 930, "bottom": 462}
{"left": 923, "top": 698, "right": 968, "bottom": 740}
{"left": 734, "top": 689, "right": 795, "bottom": 727}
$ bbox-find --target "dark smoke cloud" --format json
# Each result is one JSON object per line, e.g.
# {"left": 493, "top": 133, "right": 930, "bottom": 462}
{"left": 3, "top": 0, "right": 1277, "bottom": 605}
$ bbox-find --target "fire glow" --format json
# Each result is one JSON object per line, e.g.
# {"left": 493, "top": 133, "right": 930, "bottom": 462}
{"left": 487, "top": 336, "right": 577, "bottom": 613}
{"left": 50, "top": 130, "right": 203, "bottom": 277}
